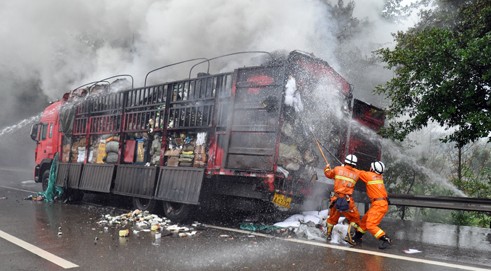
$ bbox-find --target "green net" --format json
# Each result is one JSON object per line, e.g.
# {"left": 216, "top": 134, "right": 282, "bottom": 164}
{"left": 38, "top": 153, "right": 64, "bottom": 202}
{"left": 239, "top": 223, "right": 280, "bottom": 233}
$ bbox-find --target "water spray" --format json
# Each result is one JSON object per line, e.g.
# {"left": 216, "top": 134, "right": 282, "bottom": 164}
{"left": 299, "top": 116, "right": 343, "bottom": 165}
{"left": 317, "top": 139, "right": 343, "bottom": 165}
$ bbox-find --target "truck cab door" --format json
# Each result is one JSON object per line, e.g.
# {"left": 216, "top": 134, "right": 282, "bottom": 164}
{"left": 35, "top": 122, "right": 54, "bottom": 163}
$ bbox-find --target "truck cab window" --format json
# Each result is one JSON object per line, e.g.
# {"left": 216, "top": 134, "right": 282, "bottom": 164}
{"left": 30, "top": 123, "right": 39, "bottom": 141}
{"left": 40, "top": 123, "right": 48, "bottom": 140}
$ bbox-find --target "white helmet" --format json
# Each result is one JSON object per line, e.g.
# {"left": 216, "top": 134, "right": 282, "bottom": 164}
{"left": 370, "top": 161, "right": 385, "bottom": 174}
{"left": 344, "top": 154, "right": 358, "bottom": 167}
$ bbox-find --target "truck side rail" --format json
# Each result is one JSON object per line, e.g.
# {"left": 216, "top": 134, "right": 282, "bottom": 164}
{"left": 167, "top": 73, "right": 232, "bottom": 130}
{"left": 388, "top": 194, "right": 491, "bottom": 213}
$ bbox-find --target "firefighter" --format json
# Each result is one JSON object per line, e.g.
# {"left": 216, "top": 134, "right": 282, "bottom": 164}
{"left": 323, "top": 154, "right": 362, "bottom": 242}
{"left": 350, "top": 161, "right": 392, "bottom": 249}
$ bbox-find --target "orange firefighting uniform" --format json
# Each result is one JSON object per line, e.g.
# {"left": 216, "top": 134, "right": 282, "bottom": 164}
{"left": 324, "top": 164, "right": 361, "bottom": 230}
{"left": 356, "top": 170, "right": 388, "bottom": 239}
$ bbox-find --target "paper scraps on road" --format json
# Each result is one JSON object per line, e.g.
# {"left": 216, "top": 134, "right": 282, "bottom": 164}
{"left": 403, "top": 248, "right": 422, "bottom": 254}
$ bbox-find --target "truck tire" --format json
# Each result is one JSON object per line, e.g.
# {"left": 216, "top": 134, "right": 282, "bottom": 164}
{"left": 162, "top": 201, "right": 193, "bottom": 223}
{"left": 41, "top": 170, "right": 50, "bottom": 192}
{"left": 132, "top": 197, "right": 157, "bottom": 213}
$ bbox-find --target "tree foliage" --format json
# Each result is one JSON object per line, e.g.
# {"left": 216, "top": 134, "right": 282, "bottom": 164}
{"left": 375, "top": 0, "right": 491, "bottom": 148}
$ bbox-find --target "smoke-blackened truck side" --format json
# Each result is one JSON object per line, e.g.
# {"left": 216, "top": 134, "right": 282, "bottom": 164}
{"left": 30, "top": 50, "right": 383, "bottom": 221}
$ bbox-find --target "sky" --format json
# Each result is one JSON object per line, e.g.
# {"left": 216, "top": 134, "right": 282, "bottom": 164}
{"left": 0, "top": 0, "right": 419, "bottom": 168}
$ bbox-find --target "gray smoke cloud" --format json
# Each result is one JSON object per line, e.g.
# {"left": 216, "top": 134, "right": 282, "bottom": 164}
{"left": 0, "top": 0, "right": 418, "bottom": 169}
{"left": 1, "top": 0, "right": 340, "bottom": 99}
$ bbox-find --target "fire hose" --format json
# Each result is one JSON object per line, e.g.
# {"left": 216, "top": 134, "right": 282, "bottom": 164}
{"left": 315, "top": 139, "right": 329, "bottom": 164}
{"left": 316, "top": 139, "right": 343, "bottom": 165}
{"left": 310, "top": 134, "right": 343, "bottom": 166}
{"left": 299, "top": 117, "right": 343, "bottom": 165}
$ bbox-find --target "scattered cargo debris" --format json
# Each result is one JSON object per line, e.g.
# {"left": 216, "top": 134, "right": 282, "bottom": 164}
{"left": 96, "top": 209, "right": 203, "bottom": 240}
{"left": 118, "top": 229, "right": 130, "bottom": 237}
{"left": 24, "top": 195, "right": 44, "bottom": 201}
{"left": 403, "top": 249, "right": 422, "bottom": 254}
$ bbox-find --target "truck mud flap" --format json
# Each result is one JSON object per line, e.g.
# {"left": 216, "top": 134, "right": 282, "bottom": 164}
{"left": 154, "top": 167, "right": 204, "bottom": 205}
{"left": 79, "top": 164, "right": 115, "bottom": 193}
{"left": 55, "top": 163, "right": 83, "bottom": 189}
{"left": 112, "top": 165, "right": 158, "bottom": 199}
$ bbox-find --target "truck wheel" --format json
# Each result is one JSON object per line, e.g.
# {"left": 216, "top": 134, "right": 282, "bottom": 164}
{"left": 162, "top": 201, "right": 193, "bottom": 223}
{"left": 41, "top": 170, "right": 50, "bottom": 192}
{"left": 132, "top": 197, "right": 157, "bottom": 213}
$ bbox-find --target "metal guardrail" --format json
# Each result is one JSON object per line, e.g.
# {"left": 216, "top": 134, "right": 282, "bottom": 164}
{"left": 314, "top": 182, "right": 491, "bottom": 213}
{"left": 388, "top": 194, "right": 491, "bottom": 213}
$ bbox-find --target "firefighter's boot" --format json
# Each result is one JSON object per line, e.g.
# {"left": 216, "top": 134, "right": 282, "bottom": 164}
{"left": 343, "top": 222, "right": 359, "bottom": 246}
{"left": 325, "top": 224, "right": 333, "bottom": 241}
{"left": 352, "top": 230, "right": 364, "bottom": 245}
{"left": 378, "top": 235, "right": 392, "bottom": 249}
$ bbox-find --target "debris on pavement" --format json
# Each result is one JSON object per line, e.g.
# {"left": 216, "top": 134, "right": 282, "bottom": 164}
{"left": 271, "top": 209, "right": 350, "bottom": 245}
{"left": 295, "top": 223, "right": 325, "bottom": 242}
{"left": 273, "top": 209, "right": 328, "bottom": 228}
{"left": 119, "top": 229, "right": 130, "bottom": 237}
{"left": 403, "top": 249, "right": 422, "bottom": 254}
{"left": 239, "top": 223, "right": 281, "bottom": 234}
{"left": 96, "top": 209, "right": 203, "bottom": 240}
{"left": 24, "top": 195, "right": 44, "bottom": 201}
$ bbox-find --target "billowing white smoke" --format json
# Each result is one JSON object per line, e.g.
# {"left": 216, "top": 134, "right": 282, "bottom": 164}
{"left": 0, "top": 0, "right": 342, "bottom": 100}
{"left": 0, "top": 0, "right": 422, "bottom": 169}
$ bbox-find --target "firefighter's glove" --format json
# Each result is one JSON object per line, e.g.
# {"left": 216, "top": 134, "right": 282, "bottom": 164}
{"left": 334, "top": 197, "right": 349, "bottom": 212}
{"left": 324, "top": 164, "right": 331, "bottom": 171}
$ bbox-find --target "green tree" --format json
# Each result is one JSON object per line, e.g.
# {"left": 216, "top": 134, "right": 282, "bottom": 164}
{"left": 375, "top": 0, "right": 491, "bottom": 148}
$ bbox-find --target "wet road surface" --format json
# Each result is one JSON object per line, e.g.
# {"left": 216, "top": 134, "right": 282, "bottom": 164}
{"left": 0, "top": 168, "right": 490, "bottom": 271}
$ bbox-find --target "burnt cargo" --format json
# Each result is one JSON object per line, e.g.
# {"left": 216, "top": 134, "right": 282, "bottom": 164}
{"left": 31, "top": 50, "right": 384, "bottom": 221}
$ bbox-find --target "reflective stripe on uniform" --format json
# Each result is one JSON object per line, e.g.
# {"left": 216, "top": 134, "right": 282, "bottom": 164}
{"left": 367, "top": 180, "right": 383, "bottom": 185}
{"left": 375, "top": 229, "right": 384, "bottom": 238}
{"left": 350, "top": 222, "right": 359, "bottom": 229}
{"left": 335, "top": 175, "right": 356, "bottom": 184}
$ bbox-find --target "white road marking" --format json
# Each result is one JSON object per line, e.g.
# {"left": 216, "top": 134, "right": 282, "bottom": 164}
{"left": 21, "top": 180, "right": 36, "bottom": 184}
{"left": 204, "top": 224, "right": 491, "bottom": 271}
{"left": 0, "top": 229, "right": 78, "bottom": 269}
{"left": 0, "top": 185, "right": 37, "bottom": 194}
{"left": 1, "top": 184, "right": 486, "bottom": 270}
{"left": 0, "top": 167, "right": 32, "bottom": 173}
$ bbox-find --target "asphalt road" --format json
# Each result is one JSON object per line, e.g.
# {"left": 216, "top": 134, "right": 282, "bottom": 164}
{"left": 0, "top": 168, "right": 490, "bottom": 271}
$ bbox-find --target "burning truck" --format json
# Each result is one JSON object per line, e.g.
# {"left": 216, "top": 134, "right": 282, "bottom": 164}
{"left": 30, "top": 50, "right": 384, "bottom": 221}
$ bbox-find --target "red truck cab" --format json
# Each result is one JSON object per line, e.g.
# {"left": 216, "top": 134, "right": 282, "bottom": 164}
{"left": 30, "top": 100, "right": 62, "bottom": 190}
